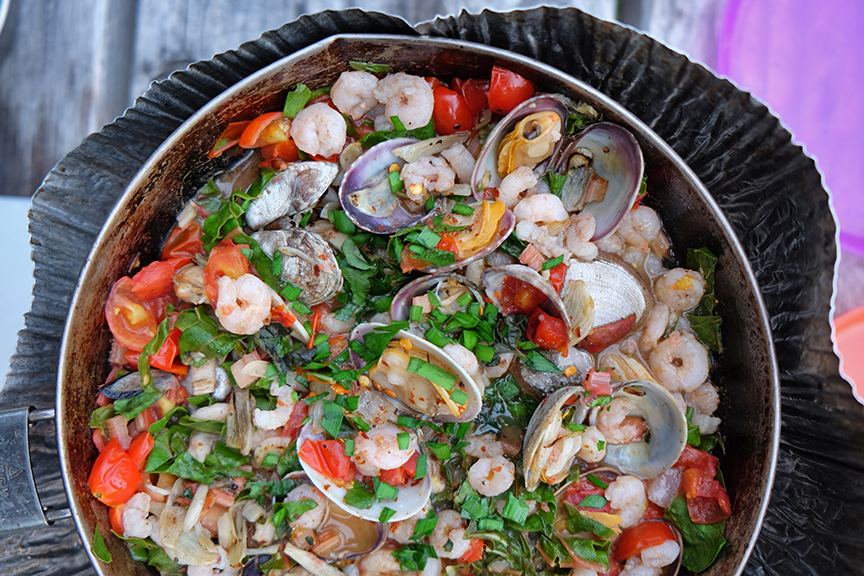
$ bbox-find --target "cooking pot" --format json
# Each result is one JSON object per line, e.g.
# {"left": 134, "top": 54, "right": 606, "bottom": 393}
{"left": 0, "top": 34, "right": 779, "bottom": 576}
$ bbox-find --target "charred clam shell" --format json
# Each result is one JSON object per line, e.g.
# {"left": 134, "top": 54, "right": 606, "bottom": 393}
{"left": 245, "top": 161, "right": 338, "bottom": 229}
{"left": 99, "top": 369, "right": 178, "bottom": 399}
{"left": 251, "top": 228, "right": 342, "bottom": 305}
{"left": 339, "top": 138, "right": 435, "bottom": 234}
{"left": 349, "top": 323, "right": 483, "bottom": 422}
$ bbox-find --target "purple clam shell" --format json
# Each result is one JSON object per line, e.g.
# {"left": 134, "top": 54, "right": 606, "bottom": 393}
{"left": 339, "top": 137, "right": 434, "bottom": 234}
{"left": 557, "top": 122, "right": 644, "bottom": 241}
{"left": 421, "top": 208, "right": 516, "bottom": 275}
{"left": 389, "top": 274, "right": 484, "bottom": 322}
{"left": 471, "top": 94, "right": 569, "bottom": 200}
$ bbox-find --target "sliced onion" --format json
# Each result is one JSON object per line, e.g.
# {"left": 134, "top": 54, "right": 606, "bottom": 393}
{"left": 106, "top": 415, "right": 131, "bottom": 450}
{"left": 159, "top": 478, "right": 187, "bottom": 549}
{"left": 231, "top": 350, "right": 262, "bottom": 388}
{"left": 392, "top": 133, "right": 469, "bottom": 163}
{"left": 283, "top": 543, "right": 350, "bottom": 576}
{"left": 183, "top": 484, "right": 209, "bottom": 531}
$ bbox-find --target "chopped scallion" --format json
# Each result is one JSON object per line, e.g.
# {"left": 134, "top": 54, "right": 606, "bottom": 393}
{"left": 424, "top": 326, "right": 452, "bottom": 348}
{"left": 542, "top": 254, "right": 565, "bottom": 270}
{"left": 478, "top": 517, "right": 504, "bottom": 531}
{"left": 397, "top": 432, "right": 410, "bottom": 450}
{"left": 450, "top": 388, "right": 469, "bottom": 405}
{"left": 344, "top": 439, "right": 355, "bottom": 457}
{"left": 406, "top": 357, "right": 458, "bottom": 391}
{"left": 414, "top": 454, "right": 427, "bottom": 479}
{"left": 281, "top": 283, "right": 303, "bottom": 301}
{"left": 452, "top": 203, "right": 474, "bottom": 216}
{"left": 379, "top": 507, "right": 397, "bottom": 523}
{"left": 410, "top": 305, "right": 423, "bottom": 323}
{"left": 501, "top": 493, "right": 530, "bottom": 524}
{"left": 586, "top": 474, "right": 608, "bottom": 489}
{"left": 475, "top": 344, "right": 495, "bottom": 363}
{"left": 388, "top": 170, "right": 404, "bottom": 193}
{"left": 374, "top": 478, "right": 399, "bottom": 501}
{"left": 457, "top": 292, "right": 473, "bottom": 308}
{"left": 329, "top": 210, "right": 357, "bottom": 235}
{"left": 425, "top": 442, "right": 451, "bottom": 460}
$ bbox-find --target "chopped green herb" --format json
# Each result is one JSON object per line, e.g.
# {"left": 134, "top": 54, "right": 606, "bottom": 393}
{"left": 478, "top": 517, "right": 504, "bottom": 531}
{"left": 460, "top": 330, "right": 479, "bottom": 350}
{"left": 280, "top": 282, "right": 303, "bottom": 301}
{"left": 349, "top": 61, "right": 393, "bottom": 74}
{"left": 411, "top": 513, "right": 438, "bottom": 539}
{"left": 410, "top": 305, "right": 423, "bottom": 323}
{"left": 397, "top": 432, "right": 410, "bottom": 450}
{"left": 379, "top": 507, "right": 397, "bottom": 523}
{"left": 578, "top": 494, "right": 608, "bottom": 509}
{"left": 425, "top": 442, "right": 451, "bottom": 460}
{"left": 406, "top": 357, "right": 457, "bottom": 391}
{"left": 299, "top": 211, "right": 313, "bottom": 227}
{"left": 261, "top": 452, "right": 280, "bottom": 467}
{"left": 343, "top": 482, "right": 375, "bottom": 509}
{"left": 523, "top": 350, "right": 563, "bottom": 373}
{"left": 329, "top": 210, "right": 357, "bottom": 235}
{"left": 475, "top": 344, "right": 495, "bottom": 363}
{"left": 452, "top": 203, "right": 475, "bottom": 216}
{"left": 91, "top": 525, "right": 112, "bottom": 564}
{"left": 283, "top": 84, "right": 313, "bottom": 118}
{"left": 388, "top": 170, "right": 404, "bottom": 193}
{"left": 587, "top": 395, "right": 612, "bottom": 408}
{"left": 374, "top": 477, "right": 399, "bottom": 501}
{"left": 344, "top": 439, "right": 355, "bottom": 457}
{"left": 292, "top": 300, "right": 313, "bottom": 316}
{"left": 542, "top": 254, "right": 565, "bottom": 270}
{"left": 414, "top": 454, "right": 427, "bottom": 480}
{"left": 461, "top": 496, "right": 489, "bottom": 520}
{"left": 450, "top": 388, "right": 469, "bottom": 405}
{"left": 502, "top": 493, "right": 531, "bottom": 524}
{"left": 392, "top": 543, "right": 438, "bottom": 572}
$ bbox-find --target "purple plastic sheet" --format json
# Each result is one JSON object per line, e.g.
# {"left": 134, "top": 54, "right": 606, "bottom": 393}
{"left": 718, "top": 0, "right": 864, "bottom": 255}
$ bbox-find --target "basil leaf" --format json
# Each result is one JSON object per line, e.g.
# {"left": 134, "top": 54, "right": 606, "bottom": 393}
{"left": 664, "top": 496, "right": 727, "bottom": 572}
{"left": 341, "top": 237, "right": 375, "bottom": 270}
{"left": 349, "top": 60, "right": 393, "bottom": 73}
{"left": 283, "top": 84, "right": 313, "bottom": 118}
{"left": 523, "top": 350, "right": 563, "bottom": 373}
{"left": 91, "top": 525, "right": 112, "bottom": 563}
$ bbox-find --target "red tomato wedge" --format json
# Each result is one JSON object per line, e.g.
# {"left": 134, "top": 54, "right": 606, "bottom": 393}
{"left": 435, "top": 233, "right": 460, "bottom": 256}
{"left": 261, "top": 139, "right": 300, "bottom": 163}
{"left": 488, "top": 66, "right": 535, "bottom": 115}
{"left": 548, "top": 261, "right": 567, "bottom": 293}
{"left": 109, "top": 504, "right": 125, "bottom": 535}
{"left": 378, "top": 452, "right": 419, "bottom": 486}
{"left": 202, "top": 238, "right": 250, "bottom": 305}
{"left": 148, "top": 327, "right": 186, "bottom": 375}
{"left": 583, "top": 368, "right": 613, "bottom": 397}
{"left": 162, "top": 222, "right": 204, "bottom": 262}
{"left": 89, "top": 438, "right": 143, "bottom": 507}
{"left": 131, "top": 260, "right": 175, "bottom": 301}
{"left": 499, "top": 275, "right": 548, "bottom": 315}
{"left": 127, "top": 432, "right": 154, "bottom": 472}
{"left": 432, "top": 86, "right": 475, "bottom": 135}
{"left": 239, "top": 111, "right": 291, "bottom": 148}
{"left": 526, "top": 308, "right": 568, "bottom": 349}
{"left": 613, "top": 521, "right": 677, "bottom": 562}
{"left": 458, "top": 537, "right": 486, "bottom": 563}
{"left": 298, "top": 439, "right": 357, "bottom": 485}
{"left": 452, "top": 78, "right": 490, "bottom": 116}
{"left": 105, "top": 277, "right": 159, "bottom": 352}
{"left": 675, "top": 445, "right": 719, "bottom": 478}
{"left": 681, "top": 468, "right": 732, "bottom": 524}
{"left": 208, "top": 121, "right": 251, "bottom": 159}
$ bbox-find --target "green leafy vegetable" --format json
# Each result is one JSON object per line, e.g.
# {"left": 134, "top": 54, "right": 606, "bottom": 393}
{"left": 343, "top": 482, "right": 376, "bottom": 509}
{"left": 523, "top": 350, "right": 563, "bottom": 373}
{"left": 392, "top": 543, "right": 438, "bottom": 571}
{"left": 349, "top": 60, "right": 393, "bottom": 74}
{"left": 664, "top": 496, "right": 727, "bottom": 572}
{"left": 91, "top": 525, "right": 112, "bottom": 563}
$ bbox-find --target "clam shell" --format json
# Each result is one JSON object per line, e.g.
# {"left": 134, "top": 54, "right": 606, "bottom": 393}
{"left": 482, "top": 264, "right": 570, "bottom": 330}
{"left": 349, "top": 322, "right": 483, "bottom": 422}
{"left": 557, "top": 123, "right": 644, "bottom": 240}
{"left": 423, "top": 208, "right": 516, "bottom": 275}
{"left": 591, "top": 379, "right": 687, "bottom": 479}
{"left": 251, "top": 228, "right": 342, "bottom": 305}
{"left": 99, "top": 369, "right": 178, "bottom": 399}
{"left": 339, "top": 138, "right": 435, "bottom": 234}
{"left": 245, "top": 162, "right": 338, "bottom": 229}
{"left": 471, "top": 95, "right": 569, "bottom": 198}
{"left": 565, "top": 252, "right": 652, "bottom": 332}
{"left": 296, "top": 423, "right": 431, "bottom": 523}
{"left": 389, "top": 274, "right": 484, "bottom": 322}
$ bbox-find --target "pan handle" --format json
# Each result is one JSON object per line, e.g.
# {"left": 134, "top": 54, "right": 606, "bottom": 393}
{"left": 0, "top": 407, "right": 71, "bottom": 534}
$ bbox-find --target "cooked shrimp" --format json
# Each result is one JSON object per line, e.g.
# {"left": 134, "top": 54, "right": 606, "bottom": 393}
{"left": 359, "top": 547, "right": 442, "bottom": 576}
{"left": 465, "top": 432, "right": 506, "bottom": 459}
{"left": 468, "top": 455, "right": 515, "bottom": 497}
{"left": 306, "top": 218, "right": 349, "bottom": 253}
{"left": 685, "top": 382, "right": 720, "bottom": 415}
{"left": 374, "top": 73, "right": 434, "bottom": 129}
{"left": 318, "top": 309, "right": 355, "bottom": 334}
{"left": 253, "top": 380, "right": 296, "bottom": 430}
{"left": 639, "top": 303, "right": 672, "bottom": 351}
{"left": 190, "top": 403, "right": 230, "bottom": 421}
{"left": 484, "top": 351, "right": 514, "bottom": 379}
{"left": 187, "top": 546, "right": 237, "bottom": 576}
{"left": 285, "top": 484, "right": 327, "bottom": 530}
{"left": 441, "top": 143, "right": 475, "bottom": 183}
{"left": 388, "top": 503, "right": 432, "bottom": 544}
{"left": 291, "top": 102, "right": 347, "bottom": 158}
{"left": 641, "top": 539, "right": 681, "bottom": 568}
{"left": 691, "top": 412, "right": 721, "bottom": 434}
{"left": 566, "top": 211, "right": 599, "bottom": 261}
{"left": 331, "top": 70, "right": 380, "bottom": 119}
{"left": 514, "top": 220, "right": 567, "bottom": 258}
{"left": 605, "top": 475, "right": 648, "bottom": 528}
{"left": 188, "top": 432, "right": 219, "bottom": 463}
{"left": 442, "top": 343, "right": 480, "bottom": 379}
{"left": 122, "top": 492, "right": 152, "bottom": 539}
{"left": 429, "top": 509, "right": 473, "bottom": 559}
{"left": 353, "top": 424, "right": 417, "bottom": 476}
{"left": 653, "top": 268, "right": 706, "bottom": 312}
{"left": 497, "top": 166, "right": 538, "bottom": 208}
{"left": 596, "top": 232, "right": 624, "bottom": 255}
{"left": 401, "top": 156, "right": 456, "bottom": 192}
{"left": 513, "top": 193, "right": 569, "bottom": 224}
{"left": 252, "top": 518, "right": 276, "bottom": 544}
{"left": 648, "top": 330, "right": 710, "bottom": 393}
{"left": 173, "top": 263, "right": 207, "bottom": 304}
{"left": 215, "top": 274, "right": 271, "bottom": 335}
{"left": 542, "top": 433, "right": 583, "bottom": 484}
{"left": 628, "top": 205, "right": 662, "bottom": 243}
{"left": 594, "top": 398, "right": 647, "bottom": 444}
{"left": 575, "top": 425, "right": 607, "bottom": 463}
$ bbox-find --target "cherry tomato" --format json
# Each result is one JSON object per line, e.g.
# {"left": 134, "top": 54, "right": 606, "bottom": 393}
{"left": 578, "top": 313, "right": 637, "bottom": 353}
{"left": 452, "top": 78, "right": 490, "bottom": 116}
{"left": 675, "top": 445, "right": 719, "bottom": 478}
{"left": 148, "top": 327, "right": 186, "bottom": 375}
{"left": 613, "top": 521, "right": 677, "bottom": 562}
{"left": 280, "top": 402, "right": 309, "bottom": 442}
{"left": 208, "top": 121, "right": 251, "bottom": 159}
{"left": 499, "top": 275, "right": 548, "bottom": 315}
{"left": 643, "top": 502, "right": 666, "bottom": 520}
{"left": 433, "top": 87, "right": 475, "bottom": 135}
{"left": 378, "top": 452, "right": 419, "bottom": 486}
{"left": 271, "top": 306, "right": 297, "bottom": 329}
{"left": 89, "top": 438, "right": 143, "bottom": 507}
{"left": 298, "top": 439, "right": 357, "bottom": 485}
{"left": 548, "top": 262, "right": 567, "bottom": 293}
{"left": 435, "top": 233, "right": 460, "bottom": 256}
{"left": 526, "top": 308, "right": 568, "bottom": 349}
{"left": 487, "top": 66, "right": 535, "bottom": 115}
{"left": 109, "top": 503, "right": 125, "bottom": 535}
{"left": 105, "top": 277, "right": 158, "bottom": 351}
{"left": 458, "top": 538, "right": 486, "bottom": 563}
{"left": 130, "top": 260, "right": 175, "bottom": 301}
{"left": 202, "top": 238, "right": 250, "bottom": 305}
{"left": 127, "top": 433, "right": 155, "bottom": 472}
{"left": 261, "top": 139, "right": 300, "bottom": 163}
{"left": 563, "top": 476, "right": 611, "bottom": 511}
{"left": 425, "top": 77, "right": 445, "bottom": 90}
{"left": 239, "top": 111, "right": 291, "bottom": 148}
{"left": 162, "top": 222, "right": 204, "bottom": 262}
{"left": 681, "top": 468, "right": 732, "bottom": 524}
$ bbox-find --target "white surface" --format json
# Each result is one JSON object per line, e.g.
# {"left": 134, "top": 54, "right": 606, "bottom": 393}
{"left": 0, "top": 197, "right": 34, "bottom": 387}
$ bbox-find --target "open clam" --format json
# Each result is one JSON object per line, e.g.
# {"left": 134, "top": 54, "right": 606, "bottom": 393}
{"left": 471, "top": 95, "right": 569, "bottom": 197}
{"left": 389, "top": 274, "right": 484, "bottom": 322}
{"left": 349, "top": 322, "right": 483, "bottom": 422}
{"left": 483, "top": 264, "right": 569, "bottom": 327}
{"left": 296, "top": 424, "right": 431, "bottom": 523}
{"left": 252, "top": 228, "right": 342, "bottom": 305}
{"left": 339, "top": 138, "right": 435, "bottom": 234}
{"left": 245, "top": 161, "right": 338, "bottom": 229}
{"left": 551, "top": 123, "right": 644, "bottom": 240}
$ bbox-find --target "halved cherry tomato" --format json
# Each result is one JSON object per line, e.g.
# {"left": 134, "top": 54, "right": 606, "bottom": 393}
{"left": 298, "top": 439, "right": 357, "bottom": 485}
{"left": 499, "top": 275, "right": 548, "bottom": 315}
{"left": 109, "top": 504, "right": 125, "bottom": 535}
{"left": 681, "top": 468, "right": 732, "bottom": 524}
{"left": 425, "top": 77, "right": 445, "bottom": 90}
{"left": 261, "top": 139, "right": 300, "bottom": 163}
{"left": 674, "top": 445, "right": 719, "bottom": 478}
{"left": 106, "top": 277, "right": 158, "bottom": 351}
{"left": 643, "top": 502, "right": 665, "bottom": 520}
{"left": 452, "top": 78, "right": 490, "bottom": 116}
{"left": 578, "top": 313, "right": 637, "bottom": 353}
{"left": 148, "top": 327, "right": 187, "bottom": 375}
{"left": 127, "top": 432, "right": 155, "bottom": 472}
{"left": 548, "top": 262, "right": 567, "bottom": 293}
{"left": 239, "top": 111, "right": 291, "bottom": 148}
{"left": 563, "top": 476, "right": 611, "bottom": 511}
{"left": 131, "top": 260, "right": 175, "bottom": 301}
{"left": 487, "top": 66, "right": 535, "bottom": 115}
{"left": 208, "top": 121, "right": 251, "bottom": 159}
{"left": 162, "top": 222, "right": 204, "bottom": 262}
{"left": 378, "top": 452, "right": 419, "bottom": 486}
{"left": 89, "top": 438, "right": 143, "bottom": 507}
{"left": 435, "top": 233, "right": 460, "bottom": 256}
{"left": 526, "top": 308, "right": 568, "bottom": 349}
{"left": 202, "top": 238, "right": 250, "bottom": 305}
{"left": 458, "top": 537, "right": 486, "bottom": 563}
{"left": 613, "top": 521, "right": 677, "bottom": 561}
{"left": 433, "top": 87, "right": 475, "bottom": 135}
